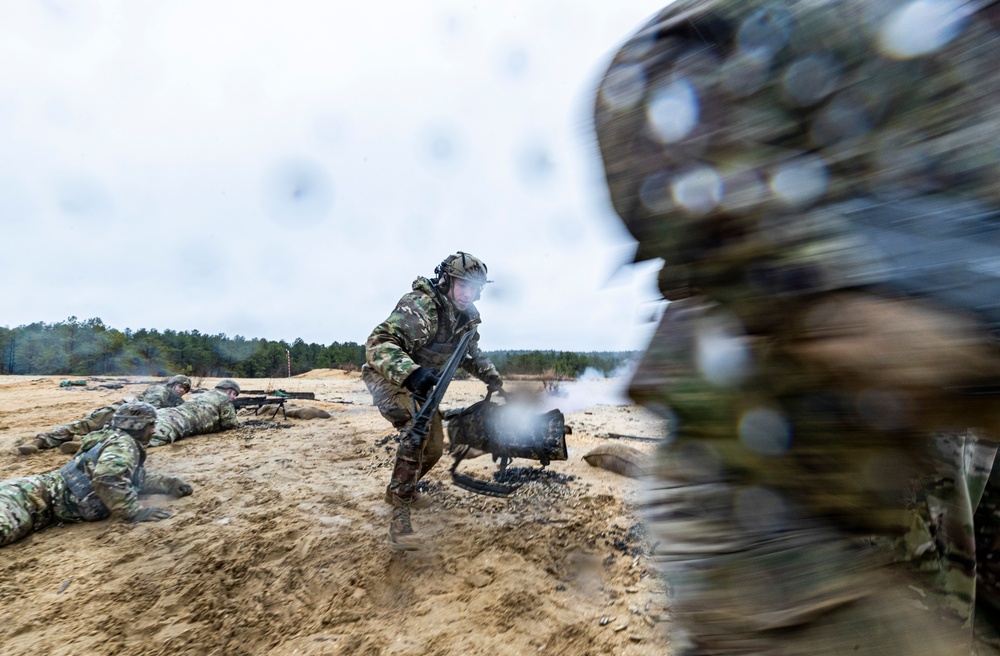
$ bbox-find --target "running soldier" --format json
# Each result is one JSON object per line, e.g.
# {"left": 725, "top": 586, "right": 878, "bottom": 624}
{"left": 593, "top": 1, "right": 1000, "bottom": 654}
{"left": 16, "top": 375, "right": 192, "bottom": 455}
{"left": 363, "top": 252, "right": 502, "bottom": 551}
{"left": 146, "top": 379, "right": 240, "bottom": 447}
{"left": 0, "top": 402, "right": 193, "bottom": 547}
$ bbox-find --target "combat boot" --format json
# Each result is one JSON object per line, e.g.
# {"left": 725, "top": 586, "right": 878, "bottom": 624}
{"left": 15, "top": 437, "right": 46, "bottom": 456}
{"left": 59, "top": 441, "right": 83, "bottom": 455}
{"left": 384, "top": 485, "right": 432, "bottom": 510}
{"left": 388, "top": 501, "right": 423, "bottom": 551}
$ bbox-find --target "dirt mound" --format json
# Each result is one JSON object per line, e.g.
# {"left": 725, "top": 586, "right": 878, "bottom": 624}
{"left": 292, "top": 369, "right": 358, "bottom": 380}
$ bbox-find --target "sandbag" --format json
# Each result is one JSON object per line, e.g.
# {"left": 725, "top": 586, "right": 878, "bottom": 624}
{"left": 583, "top": 444, "right": 649, "bottom": 479}
{"left": 285, "top": 406, "right": 331, "bottom": 420}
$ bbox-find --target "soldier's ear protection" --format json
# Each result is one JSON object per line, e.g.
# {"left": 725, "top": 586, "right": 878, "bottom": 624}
{"left": 435, "top": 252, "right": 489, "bottom": 300}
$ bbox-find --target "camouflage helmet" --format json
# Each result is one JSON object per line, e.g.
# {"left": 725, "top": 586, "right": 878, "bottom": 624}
{"left": 215, "top": 379, "right": 241, "bottom": 395}
{"left": 593, "top": 0, "right": 1000, "bottom": 301}
{"left": 435, "top": 251, "right": 491, "bottom": 298}
{"left": 111, "top": 401, "right": 157, "bottom": 431}
{"left": 166, "top": 375, "right": 192, "bottom": 391}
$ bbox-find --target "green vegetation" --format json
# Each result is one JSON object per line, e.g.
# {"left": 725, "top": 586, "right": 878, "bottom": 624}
{"left": 0, "top": 317, "right": 634, "bottom": 379}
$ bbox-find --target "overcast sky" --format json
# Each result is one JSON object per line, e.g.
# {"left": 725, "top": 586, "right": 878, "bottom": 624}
{"left": 0, "top": 0, "right": 669, "bottom": 352}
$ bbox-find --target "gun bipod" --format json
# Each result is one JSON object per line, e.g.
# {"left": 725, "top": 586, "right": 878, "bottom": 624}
{"left": 448, "top": 444, "right": 520, "bottom": 497}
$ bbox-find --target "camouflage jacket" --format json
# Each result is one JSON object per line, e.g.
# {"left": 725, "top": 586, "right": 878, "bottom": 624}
{"left": 54, "top": 428, "right": 178, "bottom": 521}
{"left": 149, "top": 389, "right": 238, "bottom": 447}
{"left": 135, "top": 383, "right": 185, "bottom": 409}
{"left": 364, "top": 276, "right": 499, "bottom": 387}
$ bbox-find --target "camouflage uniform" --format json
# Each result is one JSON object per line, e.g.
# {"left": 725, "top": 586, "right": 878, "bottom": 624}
{"left": 0, "top": 425, "right": 185, "bottom": 547}
{"left": 33, "top": 382, "right": 188, "bottom": 449}
{"left": 148, "top": 389, "right": 238, "bottom": 447}
{"left": 594, "top": 1, "right": 1000, "bottom": 653}
{"left": 363, "top": 275, "right": 499, "bottom": 500}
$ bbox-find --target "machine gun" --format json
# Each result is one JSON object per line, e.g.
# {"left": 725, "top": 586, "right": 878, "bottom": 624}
{"left": 445, "top": 392, "right": 568, "bottom": 497}
{"left": 233, "top": 395, "right": 288, "bottom": 420}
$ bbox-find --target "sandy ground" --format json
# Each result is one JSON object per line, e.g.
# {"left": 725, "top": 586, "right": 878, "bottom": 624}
{"left": 0, "top": 371, "right": 673, "bottom": 656}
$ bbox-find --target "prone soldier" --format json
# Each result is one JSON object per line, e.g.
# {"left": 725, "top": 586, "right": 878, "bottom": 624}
{"left": 0, "top": 402, "right": 193, "bottom": 548}
{"left": 16, "top": 375, "right": 192, "bottom": 455}
{"left": 593, "top": 1, "right": 1000, "bottom": 653}
{"left": 147, "top": 379, "right": 241, "bottom": 447}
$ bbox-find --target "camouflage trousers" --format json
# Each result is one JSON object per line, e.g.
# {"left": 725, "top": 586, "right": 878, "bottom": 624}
{"left": 363, "top": 367, "right": 444, "bottom": 500}
{"left": 0, "top": 472, "right": 69, "bottom": 547}
{"left": 632, "top": 299, "right": 974, "bottom": 655}
{"left": 896, "top": 433, "right": 998, "bottom": 627}
{"left": 36, "top": 403, "right": 122, "bottom": 448}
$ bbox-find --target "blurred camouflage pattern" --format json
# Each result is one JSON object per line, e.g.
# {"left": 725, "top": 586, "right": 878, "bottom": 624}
{"left": 31, "top": 382, "right": 188, "bottom": 450}
{"left": 0, "top": 426, "right": 186, "bottom": 546}
{"left": 148, "top": 389, "right": 238, "bottom": 447}
{"left": 594, "top": 0, "right": 1000, "bottom": 653}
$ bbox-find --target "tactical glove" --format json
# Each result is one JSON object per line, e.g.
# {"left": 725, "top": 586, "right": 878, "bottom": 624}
{"left": 486, "top": 375, "right": 504, "bottom": 394}
{"left": 171, "top": 479, "right": 193, "bottom": 497}
{"left": 131, "top": 507, "right": 171, "bottom": 523}
{"left": 403, "top": 367, "right": 439, "bottom": 398}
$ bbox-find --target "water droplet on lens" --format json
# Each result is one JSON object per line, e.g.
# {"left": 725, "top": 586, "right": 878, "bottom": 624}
{"left": 640, "top": 171, "right": 674, "bottom": 214}
{"left": 720, "top": 53, "right": 772, "bottom": 97}
{"left": 260, "top": 159, "right": 333, "bottom": 229}
{"left": 601, "top": 62, "right": 647, "bottom": 112}
{"left": 737, "top": 7, "right": 793, "bottom": 59}
{"left": 646, "top": 78, "right": 699, "bottom": 143}
{"left": 671, "top": 166, "right": 722, "bottom": 215}
{"left": 739, "top": 408, "right": 791, "bottom": 456}
{"left": 770, "top": 155, "right": 828, "bottom": 208}
{"left": 782, "top": 55, "right": 840, "bottom": 107}
{"left": 878, "top": 0, "right": 966, "bottom": 59}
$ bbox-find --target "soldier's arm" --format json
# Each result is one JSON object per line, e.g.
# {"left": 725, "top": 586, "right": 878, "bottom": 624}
{"left": 462, "top": 330, "right": 500, "bottom": 382}
{"left": 219, "top": 399, "right": 238, "bottom": 430}
{"left": 140, "top": 472, "right": 191, "bottom": 497}
{"left": 367, "top": 294, "right": 438, "bottom": 386}
{"left": 137, "top": 385, "right": 169, "bottom": 408}
{"left": 89, "top": 436, "right": 145, "bottom": 520}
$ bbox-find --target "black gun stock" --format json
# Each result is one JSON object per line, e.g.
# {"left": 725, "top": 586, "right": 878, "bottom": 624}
{"left": 403, "top": 329, "right": 476, "bottom": 451}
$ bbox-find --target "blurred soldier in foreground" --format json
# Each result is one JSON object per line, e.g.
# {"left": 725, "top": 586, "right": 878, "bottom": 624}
{"left": 147, "top": 379, "right": 240, "bottom": 447}
{"left": 594, "top": 1, "right": 1000, "bottom": 654}
{"left": 16, "top": 375, "right": 192, "bottom": 455}
{"left": 363, "top": 252, "right": 503, "bottom": 551}
{"left": 0, "top": 402, "right": 193, "bottom": 547}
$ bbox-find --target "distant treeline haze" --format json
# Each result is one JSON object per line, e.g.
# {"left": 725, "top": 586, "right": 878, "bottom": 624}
{"left": 0, "top": 318, "right": 635, "bottom": 379}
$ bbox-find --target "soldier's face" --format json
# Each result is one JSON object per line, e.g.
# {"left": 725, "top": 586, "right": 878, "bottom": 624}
{"left": 140, "top": 424, "right": 155, "bottom": 444}
{"left": 172, "top": 384, "right": 190, "bottom": 396}
{"left": 448, "top": 278, "right": 480, "bottom": 311}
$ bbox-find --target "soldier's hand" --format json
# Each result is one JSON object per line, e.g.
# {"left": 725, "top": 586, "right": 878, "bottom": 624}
{"left": 171, "top": 479, "right": 193, "bottom": 497}
{"left": 486, "top": 375, "right": 504, "bottom": 394}
{"left": 403, "top": 367, "right": 439, "bottom": 398}
{"left": 131, "top": 507, "right": 171, "bottom": 523}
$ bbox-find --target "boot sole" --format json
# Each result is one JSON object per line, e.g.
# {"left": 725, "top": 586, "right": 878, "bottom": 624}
{"left": 388, "top": 535, "right": 424, "bottom": 551}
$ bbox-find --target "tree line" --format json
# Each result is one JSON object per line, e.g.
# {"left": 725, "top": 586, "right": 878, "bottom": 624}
{"left": 0, "top": 317, "right": 634, "bottom": 379}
